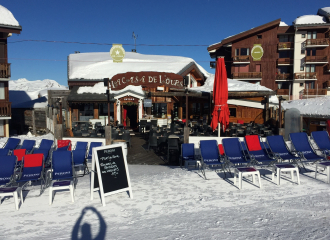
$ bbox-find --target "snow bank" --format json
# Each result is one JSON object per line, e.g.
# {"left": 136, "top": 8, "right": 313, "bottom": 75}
{"left": 77, "top": 82, "right": 144, "bottom": 96}
{"left": 190, "top": 74, "right": 273, "bottom": 92}
{"left": 0, "top": 5, "right": 19, "bottom": 27}
{"left": 293, "top": 15, "right": 327, "bottom": 25}
{"left": 69, "top": 52, "right": 210, "bottom": 80}
{"left": 279, "top": 21, "right": 288, "bottom": 26}
{"left": 9, "top": 78, "right": 67, "bottom": 108}
{"left": 282, "top": 96, "right": 330, "bottom": 116}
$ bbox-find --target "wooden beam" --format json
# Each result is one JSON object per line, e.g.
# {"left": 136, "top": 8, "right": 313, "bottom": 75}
{"left": 148, "top": 91, "right": 275, "bottom": 98}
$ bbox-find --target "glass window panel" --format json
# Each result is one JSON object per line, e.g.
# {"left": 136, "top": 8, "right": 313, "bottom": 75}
{"left": 0, "top": 120, "right": 3, "bottom": 136}
{"left": 240, "top": 48, "right": 248, "bottom": 56}
{"left": 0, "top": 83, "right": 4, "bottom": 100}
{"left": 307, "top": 32, "right": 312, "bottom": 39}
{"left": 313, "top": 31, "right": 317, "bottom": 39}
{"left": 151, "top": 103, "right": 167, "bottom": 118}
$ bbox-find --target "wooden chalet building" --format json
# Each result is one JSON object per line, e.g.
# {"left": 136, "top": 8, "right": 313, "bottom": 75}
{"left": 0, "top": 5, "right": 21, "bottom": 137}
{"left": 208, "top": 7, "right": 330, "bottom": 100}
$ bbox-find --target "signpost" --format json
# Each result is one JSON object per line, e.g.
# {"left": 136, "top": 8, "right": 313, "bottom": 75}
{"left": 90, "top": 144, "right": 133, "bottom": 206}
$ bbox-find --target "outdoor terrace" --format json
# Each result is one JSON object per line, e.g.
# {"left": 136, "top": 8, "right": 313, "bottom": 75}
{"left": 276, "top": 73, "right": 293, "bottom": 80}
{"left": 0, "top": 102, "right": 11, "bottom": 117}
{"left": 278, "top": 42, "right": 294, "bottom": 50}
{"left": 0, "top": 63, "right": 11, "bottom": 79}
{"left": 305, "top": 56, "right": 328, "bottom": 64}
{"left": 233, "top": 56, "right": 250, "bottom": 63}
{"left": 299, "top": 89, "right": 327, "bottom": 96}
{"left": 294, "top": 72, "right": 317, "bottom": 80}
{"left": 276, "top": 89, "right": 291, "bottom": 96}
{"left": 232, "top": 72, "right": 262, "bottom": 79}
{"left": 277, "top": 58, "right": 293, "bottom": 65}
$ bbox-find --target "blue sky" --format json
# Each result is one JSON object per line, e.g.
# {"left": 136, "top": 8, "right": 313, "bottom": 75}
{"left": 2, "top": 0, "right": 329, "bottom": 86}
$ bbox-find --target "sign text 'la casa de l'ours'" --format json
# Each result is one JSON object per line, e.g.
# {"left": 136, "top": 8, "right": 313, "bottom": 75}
{"left": 110, "top": 72, "right": 184, "bottom": 90}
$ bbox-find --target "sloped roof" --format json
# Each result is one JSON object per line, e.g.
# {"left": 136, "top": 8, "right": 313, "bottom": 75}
{"left": 208, "top": 19, "right": 281, "bottom": 52}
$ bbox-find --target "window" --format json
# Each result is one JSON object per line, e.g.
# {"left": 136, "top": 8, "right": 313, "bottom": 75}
{"left": 0, "top": 83, "right": 4, "bottom": 100}
{"left": 257, "top": 35, "right": 262, "bottom": 39}
{"left": 302, "top": 34, "right": 306, "bottom": 38}
{"left": 0, "top": 120, "right": 3, "bottom": 137}
{"left": 306, "top": 64, "right": 315, "bottom": 72}
{"left": 307, "top": 31, "right": 317, "bottom": 39}
{"left": 300, "top": 83, "right": 304, "bottom": 87}
{"left": 306, "top": 48, "right": 316, "bottom": 56}
{"left": 301, "top": 49, "right": 305, "bottom": 54}
{"left": 98, "top": 103, "right": 114, "bottom": 116}
{"left": 240, "top": 48, "right": 249, "bottom": 56}
{"left": 151, "top": 103, "right": 167, "bottom": 118}
{"left": 229, "top": 108, "right": 236, "bottom": 118}
{"left": 300, "top": 65, "right": 304, "bottom": 71}
{"left": 235, "top": 49, "right": 239, "bottom": 56}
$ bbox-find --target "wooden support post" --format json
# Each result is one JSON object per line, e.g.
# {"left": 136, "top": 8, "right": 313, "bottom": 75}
{"left": 32, "top": 110, "right": 36, "bottom": 135}
{"left": 105, "top": 126, "right": 112, "bottom": 145}
{"left": 55, "top": 124, "right": 63, "bottom": 140}
{"left": 183, "top": 126, "right": 190, "bottom": 144}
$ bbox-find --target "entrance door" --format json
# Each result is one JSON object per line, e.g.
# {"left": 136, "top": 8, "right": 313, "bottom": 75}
{"left": 123, "top": 105, "right": 138, "bottom": 129}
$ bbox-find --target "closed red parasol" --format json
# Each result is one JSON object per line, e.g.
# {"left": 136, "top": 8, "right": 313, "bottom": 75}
{"left": 210, "top": 58, "right": 230, "bottom": 132}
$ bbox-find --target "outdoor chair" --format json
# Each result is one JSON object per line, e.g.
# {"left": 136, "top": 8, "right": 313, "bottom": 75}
{"left": 32, "top": 149, "right": 50, "bottom": 165}
{"left": 289, "top": 132, "right": 327, "bottom": 165}
{"left": 15, "top": 153, "right": 45, "bottom": 195}
{"left": 3, "top": 138, "right": 20, "bottom": 153}
{"left": 148, "top": 135, "right": 158, "bottom": 152}
{"left": 56, "top": 140, "right": 71, "bottom": 151}
{"left": 0, "top": 149, "right": 10, "bottom": 156}
{"left": 167, "top": 138, "right": 179, "bottom": 163}
{"left": 157, "top": 136, "right": 167, "bottom": 154}
{"left": 74, "top": 141, "right": 88, "bottom": 151}
{"left": 72, "top": 148, "right": 88, "bottom": 176}
{"left": 151, "top": 119, "right": 158, "bottom": 128}
{"left": 222, "top": 138, "right": 251, "bottom": 168}
{"left": 37, "top": 139, "right": 54, "bottom": 151}
{"left": 180, "top": 143, "right": 197, "bottom": 168}
{"left": 20, "top": 140, "right": 36, "bottom": 154}
{"left": 244, "top": 135, "right": 278, "bottom": 167}
{"left": 199, "top": 140, "right": 227, "bottom": 180}
{"left": 48, "top": 151, "right": 76, "bottom": 205}
{"left": 0, "top": 156, "right": 23, "bottom": 210}
{"left": 311, "top": 131, "right": 330, "bottom": 156}
{"left": 13, "top": 149, "right": 26, "bottom": 165}
{"left": 139, "top": 120, "right": 147, "bottom": 134}
{"left": 87, "top": 142, "right": 103, "bottom": 161}
{"left": 266, "top": 135, "right": 303, "bottom": 167}
{"left": 122, "top": 132, "right": 131, "bottom": 148}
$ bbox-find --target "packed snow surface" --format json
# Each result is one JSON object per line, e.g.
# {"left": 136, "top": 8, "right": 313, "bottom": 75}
{"left": 279, "top": 21, "right": 288, "bottom": 26}
{"left": 294, "top": 15, "right": 327, "bottom": 25}
{"left": 0, "top": 5, "right": 19, "bottom": 27}
{"left": 77, "top": 82, "right": 144, "bottom": 96}
{"left": 282, "top": 96, "right": 330, "bottom": 116}
{"left": 69, "top": 52, "right": 210, "bottom": 80}
{"left": 190, "top": 74, "right": 273, "bottom": 92}
{"left": 1, "top": 133, "right": 330, "bottom": 239}
{"left": 9, "top": 78, "right": 67, "bottom": 108}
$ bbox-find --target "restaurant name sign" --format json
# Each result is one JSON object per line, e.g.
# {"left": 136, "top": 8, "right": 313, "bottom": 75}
{"left": 110, "top": 72, "right": 184, "bottom": 90}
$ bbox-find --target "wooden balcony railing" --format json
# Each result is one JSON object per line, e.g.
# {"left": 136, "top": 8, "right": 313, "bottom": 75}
{"left": 294, "top": 72, "right": 317, "bottom": 79}
{"left": 278, "top": 42, "right": 294, "bottom": 49}
{"left": 305, "top": 56, "right": 328, "bottom": 63}
{"left": 0, "top": 102, "right": 11, "bottom": 117}
{"left": 0, "top": 63, "right": 11, "bottom": 78}
{"left": 276, "top": 73, "right": 293, "bottom": 80}
{"left": 232, "top": 72, "right": 262, "bottom": 79}
{"left": 276, "top": 89, "right": 291, "bottom": 95}
{"left": 277, "top": 58, "right": 293, "bottom": 65}
{"left": 233, "top": 56, "right": 250, "bottom": 62}
{"left": 305, "top": 38, "right": 329, "bottom": 47}
{"left": 301, "top": 89, "right": 327, "bottom": 95}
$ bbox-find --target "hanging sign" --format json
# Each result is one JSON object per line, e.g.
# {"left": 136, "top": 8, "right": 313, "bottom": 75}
{"left": 144, "top": 99, "right": 152, "bottom": 107}
{"left": 110, "top": 44, "right": 125, "bottom": 63}
{"left": 91, "top": 144, "right": 133, "bottom": 206}
{"left": 251, "top": 44, "right": 264, "bottom": 61}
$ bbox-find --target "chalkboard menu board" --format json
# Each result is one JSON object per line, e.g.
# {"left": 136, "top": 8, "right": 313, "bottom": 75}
{"left": 90, "top": 144, "right": 133, "bottom": 206}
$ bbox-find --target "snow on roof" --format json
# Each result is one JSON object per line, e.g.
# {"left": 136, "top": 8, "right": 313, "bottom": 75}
{"left": 190, "top": 74, "right": 273, "bottom": 93}
{"left": 282, "top": 96, "right": 330, "bottom": 117}
{"left": 293, "top": 15, "right": 328, "bottom": 25}
{"left": 9, "top": 78, "right": 68, "bottom": 108}
{"left": 0, "top": 5, "right": 19, "bottom": 27}
{"left": 69, "top": 52, "right": 209, "bottom": 80}
{"left": 318, "top": 7, "right": 330, "bottom": 17}
{"left": 279, "top": 21, "right": 288, "bottom": 26}
{"left": 77, "top": 82, "right": 145, "bottom": 96}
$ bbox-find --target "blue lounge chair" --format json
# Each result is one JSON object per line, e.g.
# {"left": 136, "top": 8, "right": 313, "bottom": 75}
{"left": 289, "top": 132, "right": 327, "bottom": 165}
{"left": 87, "top": 142, "right": 103, "bottom": 160}
{"left": 180, "top": 143, "right": 195, "bottom": 168}
{"left": 0, "top": 149, "right": 10, "bottom": 156}
{"left": 266, "top": 135, "right": 303, "bottom": 167}
{"left": 37, "top": 139, "right": 54, "bottom": 151}
{"left": 311, "top": 131, "right": 330, "bottom": 156}
{"left": 72, "top": 149, "right": 88, "bottom": 176}
{"left": 74, "top": 142, "right": 88, "bottom": 151}
{"left": 49, "top": 151, "right": 75, "bottom": 205}
{"left": 33, "top": 149, "right": 50, "bottom": 164}
{"left": 199, "top": 140, "right": 227, "bottom": 180}
{"left": 244, "top": 135, "right": 278, "bottom": 167}
{"left": 15, "top": 153, "right": 45, "bottom": 194}
{"left": 3, "top": 138, "right": 20, "bottom": 152}
{"left": 20, "top": 140, "right": 36, "bottom": 154}
{"left": 222, "top": 138, "right": 251, "bottom": 167}
{"left": 0, "top": 156, "right": 17, "bottom": 187}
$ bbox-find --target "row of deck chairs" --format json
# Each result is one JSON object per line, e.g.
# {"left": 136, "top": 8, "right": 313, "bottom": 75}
{"left": 0, "top": 138, "right": 103, "bottom": 210}
{"left": 181, "top": 131, "right": 330, "bottom": 181}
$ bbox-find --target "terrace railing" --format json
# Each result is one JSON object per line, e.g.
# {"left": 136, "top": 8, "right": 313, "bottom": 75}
{"left": 278, "top": 42, "right": 294, "bottom": 49}
{"left": 232, "top": 72, "right": 262, "bottom": 79}
{"left": 0, "top": 63, "right": 11, "bottom": 78}
{"left": 305, "top": 38, "right": 329, "bottom": 47}
{"left": 276, "top": 73, "right": 293, "bottom": 80}
{"left": 233, "top": 56, "right": 250, "bottom": 62}
{"left": 294, "top": 72, "right": 317, "bottom": 79}
{"left": 305, "top": 56, "right": 328, "bottom": 63}
{"left": 0, "top": 102, "right": 11, "bottom": 117}
{"left": 276, "top": 89, "right": 290, "bottom": 95}
{"left": 277, "top": 58, "right": 293, "bottom": 65}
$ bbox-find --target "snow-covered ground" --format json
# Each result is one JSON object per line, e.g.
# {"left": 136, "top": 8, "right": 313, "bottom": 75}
{"left": 1, "top": 133, "right": 330, "bottom": 239}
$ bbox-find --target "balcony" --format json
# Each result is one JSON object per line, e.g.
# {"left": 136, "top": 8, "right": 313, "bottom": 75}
{"left": 277, "top": 58, "right": 293, "bottom": 65}
{"left": 0, "top": 102, "right": 11, "bottom": 117}
{"left": 305, "top": 38, "right": 329, "bottom": 47}
{"left": 0, "top": 63, "right": 11, "bottom": 79}
{"left": 305, "top": 56, "right": 328, "bottom": 64}
{"left": 276, "top": 89, "right": 291, "bottom": 95}
{"left": 278, "top": 42, "right": 294, "bottom": 50}
{"left": 233, "top": 56, "right": 250, "bottom": 63}
{"left": 300, "top": 89, "right": 327, "bottom": 96}
{"left": 232, "top": 72, "right": 262, "bottom": 79}
{"left": 276, "top": 73, "right": 293, "bottom": 80}
{"left": 294, "top": 72, "right": 317, "bottom": 80}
